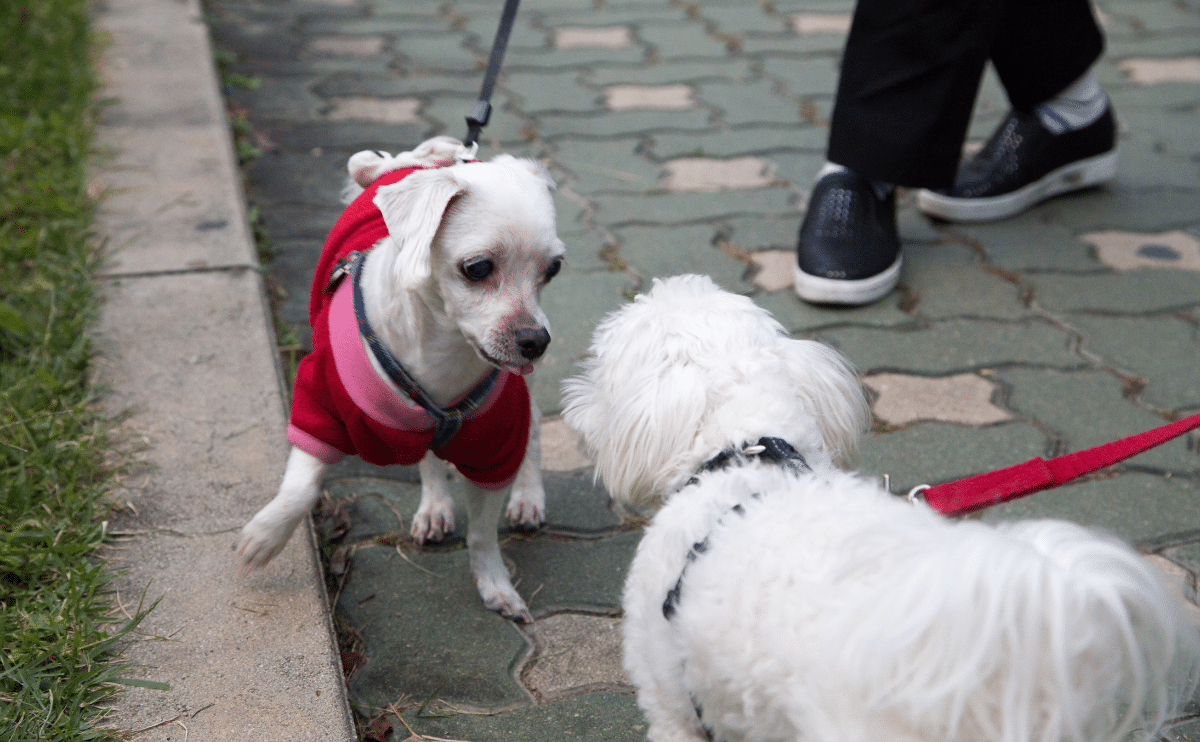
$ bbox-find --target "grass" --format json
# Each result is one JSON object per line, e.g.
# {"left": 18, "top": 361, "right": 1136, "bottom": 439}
{"left": 1, "top": 1, "right": 151, "bottom": 739}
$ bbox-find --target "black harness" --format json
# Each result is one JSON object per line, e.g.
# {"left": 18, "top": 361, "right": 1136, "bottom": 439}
{"left": 331, "top": 251, "right": 500, "bottom": 450}
{"left": 662, "top": 436, "right": 811, "bottom": 742}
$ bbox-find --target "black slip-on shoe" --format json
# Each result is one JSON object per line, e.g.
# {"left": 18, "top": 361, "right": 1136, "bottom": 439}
{"left": 917, "top": 106, "right": 1118, "bottom": 223}
{"left": 794, "top": 171, "right": 902, "bottom": 306}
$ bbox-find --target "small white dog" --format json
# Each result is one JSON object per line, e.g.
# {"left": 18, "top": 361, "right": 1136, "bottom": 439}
{"left": 562, "top": 275, "right": 1200, "bottom": 742}
{"left": 238, "top": 136, "right": 566, "bottom": 621}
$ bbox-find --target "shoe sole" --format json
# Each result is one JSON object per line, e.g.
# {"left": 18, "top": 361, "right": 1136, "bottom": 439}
{"left": 916, "top": 148, "right": 1118, "bottom": 223}
{"left": 792, "top": 254, "right": 902, "bottom": 306}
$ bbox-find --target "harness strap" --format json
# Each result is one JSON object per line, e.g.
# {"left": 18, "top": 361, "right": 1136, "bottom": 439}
{"left": 922, "top": 412, "right": 1200, "bottom": 516}
{"left": 348, "top": 251, "right": 500, "bottom": 449}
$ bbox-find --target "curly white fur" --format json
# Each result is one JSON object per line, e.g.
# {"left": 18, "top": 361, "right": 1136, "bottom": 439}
{"left": 562, "top": 275, "right": 1200, "bottom": 742}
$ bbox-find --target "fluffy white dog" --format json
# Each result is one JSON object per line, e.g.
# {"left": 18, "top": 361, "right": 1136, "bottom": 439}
{"left": 238, "top": 136, "right": 565, "bottom": 621}
{"left": 562, "top": 274, "right": 1200, "bottom": 742}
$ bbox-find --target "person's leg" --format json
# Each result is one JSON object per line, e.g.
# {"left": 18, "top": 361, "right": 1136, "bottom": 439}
{"left": 917, "top": 0, "right": 1114, "bottom": 222}
{"left": 796, "top": 0, "right": 1002, "bottom": 305}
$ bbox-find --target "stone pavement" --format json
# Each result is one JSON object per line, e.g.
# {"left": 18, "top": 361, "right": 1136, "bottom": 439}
{"left": 198, "top": 0, "right": 1200, "bottom": 738}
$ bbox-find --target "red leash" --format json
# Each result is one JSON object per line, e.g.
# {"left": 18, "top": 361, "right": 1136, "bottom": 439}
{"left": 915, "top": 413, "right": 1200, "bottom": 517}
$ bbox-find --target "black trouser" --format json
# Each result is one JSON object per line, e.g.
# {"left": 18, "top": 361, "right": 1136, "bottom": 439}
{"left": 826, "top": 0, "right": 1104, "bottom": 188}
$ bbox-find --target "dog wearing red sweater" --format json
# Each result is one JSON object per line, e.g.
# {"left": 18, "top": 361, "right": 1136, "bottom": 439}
{"left": 237, "top": 136, "right": 565, "bottom": 621}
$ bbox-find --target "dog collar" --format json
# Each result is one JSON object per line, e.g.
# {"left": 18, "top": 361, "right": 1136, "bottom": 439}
{"left": 684, "top": 436, "right": 810, "bottom": 487}
{"left": 347, "top": 251, "right": 500, "bottom": 449}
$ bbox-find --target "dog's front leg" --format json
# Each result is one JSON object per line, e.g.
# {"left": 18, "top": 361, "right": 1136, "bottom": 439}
{"left": 411, "top": 451, "right": 456, "bottom": 543}
{"left": 505, "top": 398, "right": 546, "bottom": 530}
{"left": 237, "top": 447, "right": 327, "bottom": 572}
{"left": 465, "top": 483, "right": 531, "bottom": 622}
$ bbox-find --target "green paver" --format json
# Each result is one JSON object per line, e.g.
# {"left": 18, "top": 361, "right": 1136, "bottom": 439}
{"left": 398, "top": 691, "right": 646, "bottom": 742}
{"left": 898, "top": 242, "right": 1033, "bottom": 321}
{"left": 637, "top": 23, "right": 730, "bottom": 57}
{"left": 760, "top": 57, "right": 842, "bottom": 97}
{"left": 648, "top": 124, "right": 828, "bottom": 159}
{"left": 724, "top": 214, "right": 803, "bottom": 250}
{"left": 817, "top": 318, "right": 1082, "bottom": 374}
{"left": 507, "top": 70, "right": 600, "bottom": 114}
{"left": 552, "top": 138, "right": 661, "bottom": 195}
{"left": 594, "top": 187, "right": 797, "bottom": 226}
{"left": 1069, "top": 313, "right": 1200, "bottom": 411}
{"left": 697, "top": 79, "right": 804, "bottom": 125}
{"left": 536, "top": 108, "right": 714, "bottom": 139}
{"left": 993, "top": 367, "right": 1199, "bottom": 471}
{"left": 613, "top": 223, "right": 749, "bottom": 294}
{"left": 245, "top": 152, "right": 349, "bottom": 206}
{"left": 1164, "top": 717, "right": 1200, "bottom": 742}
{"left": 505, "top": 47, "right": 650, "bottom": 70}
{"left": 1032, "top": 263, "right": 1200, "bottom": 315}
{"left": 339, "top": 547, "right": 532, "bottom": 709}
{"left": 586, "top": 59, "right": 753, "bottom": 86}
{"left": 314, "top": 71, "right": 481, "bottom": 98}
{"left": 979, "top": 472, "right": 1200, "bottom": 546}
{"left": 509, "top": 531, "right": 642, "bottom": 614}
{"left": 262, "top": 120, "right": 432, "bottom": 151}
{"left": 855, "top": 422, "right": 1049, "bottom": 496}
{"left": 699, "top": 5, "right": 788, "bottom": 34}
{"left": 949, "top": 219, "right": 1103, "bottom": 272}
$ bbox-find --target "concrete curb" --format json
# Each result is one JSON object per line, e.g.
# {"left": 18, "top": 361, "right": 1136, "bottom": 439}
{"left": 92, "top": 0, "right": 355, "bottom": 738}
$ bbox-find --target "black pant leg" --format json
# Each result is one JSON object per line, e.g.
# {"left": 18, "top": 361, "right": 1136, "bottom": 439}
{"left": 991, "top": 0, "right": 1105, "bottom": 113}
{"left": 827, "top": 0, "right": 1002, "bottom": 188}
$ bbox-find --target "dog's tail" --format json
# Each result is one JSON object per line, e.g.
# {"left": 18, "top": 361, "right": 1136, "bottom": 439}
{"left": 838, "top": 517, "right": 1200, "bottom": 742}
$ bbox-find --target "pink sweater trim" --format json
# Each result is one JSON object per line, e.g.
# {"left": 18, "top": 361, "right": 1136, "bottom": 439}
{"left": 326, "top": 279, "right": 507, "bottom": 432}
{"left": 288, "top": 424, "right": 347, "bottom": 463}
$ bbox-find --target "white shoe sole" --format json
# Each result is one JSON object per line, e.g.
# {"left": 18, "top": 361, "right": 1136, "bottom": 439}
{"left": 916, "top": 148, "right": 1118, "bottom": 223}
{"left": 792, "top": 254, "right": 902, "bottom": 306}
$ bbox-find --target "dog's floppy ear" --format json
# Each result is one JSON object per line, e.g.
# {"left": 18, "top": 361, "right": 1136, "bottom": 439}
{"left": 373, "top": 167, "right": 464, "bottom": 286}
{"left": 563, "top": 354, "right": 708, "bottom": 510}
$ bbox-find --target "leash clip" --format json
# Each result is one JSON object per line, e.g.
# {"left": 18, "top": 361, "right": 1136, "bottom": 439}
{"left": 906, "top": 484, "right": 931, "bottom": 505}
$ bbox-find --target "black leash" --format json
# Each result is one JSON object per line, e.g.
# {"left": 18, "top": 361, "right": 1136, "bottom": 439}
{"left": 464, "top": 0, "right": 522, "bottom": 147}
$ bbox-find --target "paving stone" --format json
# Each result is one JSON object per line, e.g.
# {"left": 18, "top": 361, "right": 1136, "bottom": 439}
{"left": 397, "top": 691, "right": 646, "bottom": 742}
{"left": 506, "top": 70, "right": 598, "bottom": 114}
{"left": 421, "top": 96, "right": 527, "bottom": 143}
{"left": 1038, "top": 189, "right": 1200, "bottom": 233}
{"left": 661, "top": 156, "right": 777, "bottom": 191}
{"left": 523, "top": 614, "right": 629, "bottom": 698}
{"left": 245, "top": 151, "right": 348, "bottom": 206}
{"left": 647, "top": 125, "right": 826, "bottom": 160}
{"left": 338, "top": 546, "right": 531, "bottom": 709}
{"left": 314, "top": 70, "right": 482, "bottom": 98}
{"left": 536, "top": 108, "right": 713, "bottom": 139}
{"left": 979, "top": 472, "right": 1200, "bottom": 546}
{"left": 508, "top": 531, "right": 642, "bottom": 615}
{"left": 593, "top": 187, "right": 797, "bottom": 227}
{"left": 533, "top": 268, "right": 636, "bottom": 413}
{"left": 259, "top": 120, "right": 431, "bottom": 152}
{"left": 950, "top": 219, "right": 1103, "bottom": 272}
{"left": 992, "top": 367, "right": 1200, "bottom": 472}
{"left": 1068, "top": 314, "right": 1200, "bottom": 411}
{"left": 760, "top": 57, "right": 842, "bottom": 97}
{"left": 699, "top": 5, "right": 788, "bottom": 35}
{"left": 1168, "top": 541, "right": 1200, "bottom": 580}
{"left": 541, "top": 417, "right": 592, "bottom": 472}
{"left": 228, "top": 75, "right": 326, "bottom": 121}
{"left": 697, "top": 79, "right": 804, "bottom": 125}
{"left": 325, "top": 96, "right": 424, "bottom": 122}
{"left": 864, "top": 372, "right": 1013, "bottom": 427}
{"left": 724, "top": 214, "right": 803, "bottom": 250}
{"left": 738, "top": 32, "right": 847, "bottom": 55}
{"left": 553, "top": 26, "right": 635, "bottom": 49}
{"left": 898, "top": 241, "right": 1034, "bottom": 321}
{"left": 1106, "top": 81, "right": 1200, "bottom": 115}
{"left": 1117, "top": 106, "right": 1200, "bottom": 159}
{"left": 605, "top": 84, "right": 696, "bottom": 111}
{"left": 789, "top": 12, "right": 851, "bottom": 35}
{"left": 817, "top": 319, "right": 1081, "bottom": 375}
{"left": 392, "top": 33, "right": 483, "bottom": 71}
{"left": 260, "top": 203, "right": 343, "bottom": 241}
{"left": 505, "top": 46, "right": 649, "bottom": 70}
{"left": 855, "top": 422, "right": 1049, "bottom": 496}
{"left": 586, "top": 59, "right": 754, "bottom": 86}
{"left": 1029, "top": 268, "right": 1200, "bottom": 314}
{"left": 268, "top": 237, "right": 325, "bottom": 325}
{"left": 1108, "top": 136, "right": 1200, "bottom": 192}
{"left": 613, "top": 224, "right": 749, "bottom": 294}
{"left": 637, "top": 22, "right": 732, "bottom": 58}
{"left": 752, "top": 282, "right": 915, "bottom": 333}
{"left": 1119, "top": 57, "right": 1200, "bottom": 84}
{"left": 1164, "top": 716, "right": 1200, "bottom": 742}
{"left": 1080, "top": 229, "right": 1200, "bottom": 271}
{"left": 304, "top": 17, "right": 447, "bottom": 36}
{"left": 748, "top": 249, "right": 794, "bottom": 291}
{"left": 307, "top": 35, "right": 388, "bottom": 56}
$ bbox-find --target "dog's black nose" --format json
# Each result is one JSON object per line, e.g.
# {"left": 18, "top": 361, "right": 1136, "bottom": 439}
{"left": 515, "top": 327, "right": 551, "bottom": 360}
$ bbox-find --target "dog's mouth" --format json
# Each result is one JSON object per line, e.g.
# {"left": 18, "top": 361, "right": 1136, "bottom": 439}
{"left": 479, "top": 348, "right": 534, "bottom": 377}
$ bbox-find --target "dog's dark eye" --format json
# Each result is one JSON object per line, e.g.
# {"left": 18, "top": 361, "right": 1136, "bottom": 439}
{"left": 461, "top": 259, "right": 494, "bottom": 282}
{"left": 545, "top": 258, "right": 562, "bottom": 282}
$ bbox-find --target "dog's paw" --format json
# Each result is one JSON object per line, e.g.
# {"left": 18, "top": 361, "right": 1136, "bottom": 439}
{"left": 505, "top": 499, "right": 545, "bottom": 532}
{"left": 477, "top": 577, "right": 533, "bottom": 623}
{"left": 236, "top": 518, "right": 292, "bottom": 573}
{"left": 411, "top": 501, "right": 456, "bottom": 544}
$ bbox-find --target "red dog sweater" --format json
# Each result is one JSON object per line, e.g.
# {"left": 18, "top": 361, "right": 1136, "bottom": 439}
{"left": 287, "top": 166, "right": 532, "bottom": 490}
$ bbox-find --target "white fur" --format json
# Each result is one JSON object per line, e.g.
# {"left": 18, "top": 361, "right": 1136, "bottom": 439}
{"left": 562, "top": 274, "right": 1200, "bottom": 742}
{"left": 238, "top": 137, "right": 566, "bottom": 622}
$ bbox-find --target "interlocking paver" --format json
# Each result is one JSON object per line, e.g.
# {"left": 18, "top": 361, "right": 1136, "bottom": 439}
{"left": 199, "top": 0, "right": 1200, "bottom": 736}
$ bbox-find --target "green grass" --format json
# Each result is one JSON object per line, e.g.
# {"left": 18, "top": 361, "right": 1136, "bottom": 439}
{"left": 1, "top": 1, "right": 150, "bottom": 739}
